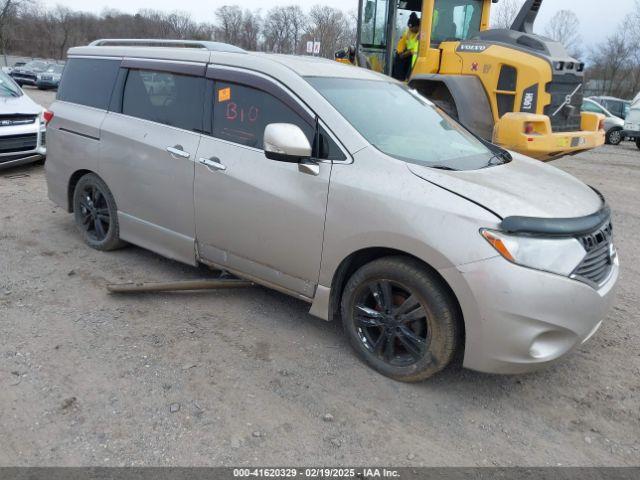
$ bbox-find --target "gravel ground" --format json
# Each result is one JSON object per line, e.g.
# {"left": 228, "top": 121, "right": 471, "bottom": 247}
{"left": 0, "top": 89, "right": 638, "bottom": 467}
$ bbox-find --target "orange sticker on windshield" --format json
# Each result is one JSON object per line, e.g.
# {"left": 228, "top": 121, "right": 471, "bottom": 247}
{"left": 218, "top": 87, "right": 231, "bottom": 102}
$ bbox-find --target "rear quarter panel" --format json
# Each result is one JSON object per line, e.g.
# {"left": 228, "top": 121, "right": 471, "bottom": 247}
{"left": 45, "top": 101, "right": 106, "bottom": 210}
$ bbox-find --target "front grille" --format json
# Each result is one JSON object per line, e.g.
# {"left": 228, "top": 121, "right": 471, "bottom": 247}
{"left": 573, "top": 222, "right": 614, "bottom": 286}
{"left": 0, "top": 115, "right": 37, "bottom": 127}
{"left": 12, "top": 73, "right": 37, "bottom": 82}
{"left": 544, "top": 73, "right": 584, "bottom": 133}
{"left": 0, "top": 133, "right": 38, "bottom": 154}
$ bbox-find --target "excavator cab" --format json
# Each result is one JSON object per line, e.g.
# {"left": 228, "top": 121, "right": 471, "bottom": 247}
{"left": 346, "top": 0, "right": 606, "bottom": 161}
{"left": 357, "top": 0, "right": 489, "bottom": 77}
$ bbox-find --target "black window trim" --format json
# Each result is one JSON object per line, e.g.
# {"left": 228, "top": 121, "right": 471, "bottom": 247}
{"left": 316, "top": 118, "right": 352, "bottom": 164}
{"left": 206, "top": 66, "right": 316, "bottom": 128}
{"left": 206, "top": 66, "right": 352, "bottom": 163}
{"left": 58, "top": 56, "right": 123, "bottom": 111}
{"left": 122, "top": 58, "right": 207, "bottom": 77}
{"left": 114, "top": 64, "right": 207, "bottom": 134}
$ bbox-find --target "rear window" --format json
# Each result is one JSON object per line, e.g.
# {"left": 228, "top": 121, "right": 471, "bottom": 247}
{"left": 57, "top": 58, "right": 120, "bottom": 110}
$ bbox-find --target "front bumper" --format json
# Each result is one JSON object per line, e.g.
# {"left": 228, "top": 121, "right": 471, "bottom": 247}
{"left": 11, "top": 74, "right": 37, "bottom": 85}
{"left": 493, "top": 112, "right": 606, "bottom": 161}
{"left": 622, "top": 129, "right": 640, "bottom": 139}
{"left": 36, "top": 79, "right": 60, "bottom": 89}
{"left": 440, "top": 255, "right": 619, "bottom": 374}
{"left": 0, "top": 123, "right": 47, "bottom": 170}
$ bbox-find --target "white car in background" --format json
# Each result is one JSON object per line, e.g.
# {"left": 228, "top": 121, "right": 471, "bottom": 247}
{"left": 0, "top": 70, "right": 47, "bottom": 170}
{"left": 623, "top": 101, "right": 640, "bottom": 150}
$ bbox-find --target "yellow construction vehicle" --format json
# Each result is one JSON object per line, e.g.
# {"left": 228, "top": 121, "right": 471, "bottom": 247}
{"left": 338, "top": 0, "right": 605, "bottom": 161}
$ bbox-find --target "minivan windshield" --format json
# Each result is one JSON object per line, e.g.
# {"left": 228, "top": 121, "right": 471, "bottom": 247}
{"left": 307, "top": 77, "right": 495, "bottom": 170}
{"left": 0, "top": 71, "right": 22, "bottom": 97}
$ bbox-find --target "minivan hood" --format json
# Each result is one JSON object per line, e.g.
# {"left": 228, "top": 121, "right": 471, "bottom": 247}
{"left": 407, "top": 154, "right": 603, "bottom": 219}
{"left": 0, "top": 93, "right": 41, "bottom": 115}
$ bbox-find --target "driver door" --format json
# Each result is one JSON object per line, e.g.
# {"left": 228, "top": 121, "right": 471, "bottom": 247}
{"left": 194, "top": 73, "right": 332, "bottom": 298}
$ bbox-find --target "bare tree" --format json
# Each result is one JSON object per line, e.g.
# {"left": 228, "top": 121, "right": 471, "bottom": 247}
{"left": 305, "top": 5, "right": 349, "bottom": 58}
{"left": 0, "top": 0, "right": 32, "bottom": 59}
{"left": 544, "top": 9, "right": 582, "bottom": 59}
{"left": 263, "top": 6, "right": 308, "bottom": 54}
{"left": 588, "top": 32, "right": 631, "bottom": 97}
{"left": 240, "top": 9, "right": 261, "bottom": 51}
{"left": 284, "top": 5, "right": 307, "bottom": 54}
{"left": 215, "top": 5, "right": 243, "bottom": 46}
{"left": 491, "top": 0, "right": 524, "bottom": 29}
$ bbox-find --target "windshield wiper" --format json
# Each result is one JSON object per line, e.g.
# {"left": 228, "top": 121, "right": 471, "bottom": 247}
{"left": 429, "top": 165, "right": 459, "bottom": 171}
{"left": 485, "top": 150, "right": 512, "bottom": 168}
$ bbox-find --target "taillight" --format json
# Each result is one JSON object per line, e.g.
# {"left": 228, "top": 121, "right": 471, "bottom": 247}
{"left": 43, "top": 110, "right": 54, "bottom": 126}
{"left": 598, "top": 119, "right": 605, "bottom": 131}
{"left": 524, "top": 122, "right": 535, "bottom": 135}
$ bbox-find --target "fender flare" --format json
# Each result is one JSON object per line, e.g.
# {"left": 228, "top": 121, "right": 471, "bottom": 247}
{"left": 410, "top": 74, "right": 495, "bottom": 141}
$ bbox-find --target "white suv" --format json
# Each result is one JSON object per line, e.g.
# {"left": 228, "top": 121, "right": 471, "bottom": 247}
{"left": 0, "top": 70, "right": 47, "bottom": 170}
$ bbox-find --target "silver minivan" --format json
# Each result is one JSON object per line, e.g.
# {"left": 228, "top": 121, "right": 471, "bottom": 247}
{"left": 45, "top": 40, "right": 619, "bottom": 382}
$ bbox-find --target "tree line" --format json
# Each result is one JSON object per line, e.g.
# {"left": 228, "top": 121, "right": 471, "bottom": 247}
{"left": 0, "top": 1, "right": 356, "bottom": 61}
{"left": 2, "top": 0, "right": 639, "bottom": 99}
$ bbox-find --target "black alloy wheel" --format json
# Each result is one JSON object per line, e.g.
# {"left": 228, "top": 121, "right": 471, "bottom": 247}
{"left": 341, "top": 256, "right": 461, "bottom": 382}
{"left": 72, "top": 173, "right": 126, "bottom": 251}
{"left": 353, "top": 279, "right": 430, "bottom": 367}
{"left": 78, "top": 183, "right": 111, "bottom": 242}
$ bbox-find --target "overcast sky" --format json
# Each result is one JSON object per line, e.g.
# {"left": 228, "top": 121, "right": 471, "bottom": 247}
{"left": 40, "top": 0, "right": 633, "bottom": 49}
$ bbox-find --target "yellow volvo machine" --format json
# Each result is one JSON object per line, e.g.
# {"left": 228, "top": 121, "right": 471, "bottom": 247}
{"left": 338, "top": 0, "right": 605, "bottom": 161}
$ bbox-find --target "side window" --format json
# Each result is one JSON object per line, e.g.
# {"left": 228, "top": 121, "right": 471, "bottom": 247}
{"left": 316, "top": 126, "right": 347, "bottom": 161}
{"left": 212, "top": 82, "right": 314, "bottom": 149}
{"left": 57, "top": 58, "right": 120, "bottom": 109}
{"left": 122, "top": 69, "right": 205, "bottom": 132}
{"left": 582, "top": 102, "right": 603, "bottom": 114}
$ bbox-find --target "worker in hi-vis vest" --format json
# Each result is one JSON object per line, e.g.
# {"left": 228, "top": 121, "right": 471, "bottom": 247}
{"left": 397, "top": 13, "right": 421, "bottom": 67}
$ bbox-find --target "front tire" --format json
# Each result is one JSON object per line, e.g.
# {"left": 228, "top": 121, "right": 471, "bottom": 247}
{"left": 72, "top": 173, "right": 126, "bottom": 251}
{"left": 636, "top": 138, "right": 640, "bottom": 150}
{"left": 606, "top": 128, "right": 623, "bottom": 145}
{"left": 341, "top": 256, "right": 462, "bottom": 382}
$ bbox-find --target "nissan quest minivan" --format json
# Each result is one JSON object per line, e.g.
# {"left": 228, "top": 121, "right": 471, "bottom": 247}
{"left": 45, "top": 40, "right": 619, "bottom": 382}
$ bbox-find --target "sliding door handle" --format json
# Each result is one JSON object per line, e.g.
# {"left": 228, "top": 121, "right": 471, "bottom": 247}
{"left": 199, "top": 157, "right": 227, "bottom": 172}
{"left": 166, "top": 145, "right": 190, "bottom": 159}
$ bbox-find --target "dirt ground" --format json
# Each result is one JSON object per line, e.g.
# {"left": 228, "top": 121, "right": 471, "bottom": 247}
{"left": 0, "top": 88, "right": 638, "bottom": 467}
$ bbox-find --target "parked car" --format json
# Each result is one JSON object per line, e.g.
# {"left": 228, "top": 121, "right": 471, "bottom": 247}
{"left": 0, "top": 70, "right": 47, "bottom": 170}
{"left": 588, "top": 96, "right": 631, "bottom": 120}
{"left": 10, "top": 60, "right": 51, "bottom": 87}
{"left": 3, "top": 61, "right": 27, "bottom": 75}
{"left": 582, "top": 98, "right": 625, "bottom": 145}
{"left": 36, "top": 64, "right": 65, "bottom": 90}
{"left": 46, "top": 40, "right": 619, "bottom": 382}
{"left": 623, "top": 102, "right": 640, "bottom": 150}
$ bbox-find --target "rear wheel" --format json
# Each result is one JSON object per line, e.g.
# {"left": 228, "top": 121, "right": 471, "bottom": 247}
{"left": 341, "top": 256, "right": 461, "bottom": 382}
{"left": 72, "top": 173, "right": 126, "bottom": 251}
{"left": 636, "top": 138, "right": 640, "bottom": 150}
{"left": 606, "top": 128, "right": 623, "bottom": 145}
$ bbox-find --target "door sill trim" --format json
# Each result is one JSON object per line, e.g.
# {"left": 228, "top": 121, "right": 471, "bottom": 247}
{"left": 198, "top": 258, "right": 314, "bottom": 304}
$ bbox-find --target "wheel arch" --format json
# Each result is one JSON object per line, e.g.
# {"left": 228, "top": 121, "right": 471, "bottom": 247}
{"left": 410, "top": 74, "right": 495, "bottom": 141}
{"left": 324, "top": 247, "right": 465, "bottom": 348}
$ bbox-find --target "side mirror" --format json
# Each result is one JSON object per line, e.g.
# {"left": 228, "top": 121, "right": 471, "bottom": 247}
{"left": 264, "top": 123, "right": 312, "bottom": 163}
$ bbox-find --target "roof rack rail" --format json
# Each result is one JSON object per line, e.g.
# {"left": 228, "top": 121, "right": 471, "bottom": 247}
{"left": 88, "top": 39, "right": 246, "bottom": 53}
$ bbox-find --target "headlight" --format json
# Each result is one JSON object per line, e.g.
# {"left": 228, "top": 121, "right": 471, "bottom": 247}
{"left": 481, "top": 229, "right": 587, "bottom": 276}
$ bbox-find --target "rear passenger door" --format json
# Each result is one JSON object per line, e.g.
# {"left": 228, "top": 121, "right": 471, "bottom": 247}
{"left": 193, "top": 69, "right": 340, "bottom": 298}
{"left": 100, "top": 60, "right": 206, "bottom": 265}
